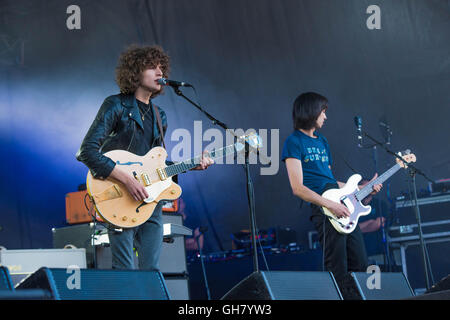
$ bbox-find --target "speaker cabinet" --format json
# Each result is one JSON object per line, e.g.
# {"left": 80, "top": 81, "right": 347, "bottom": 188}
{"left": 221, "top": 271, "right": 342, "bottom": 300}
{"left": 0, "top": 266, "right": 13, "bottom": 290}
{"left": 405, "top": 289, "right": 450, "bottom": 300}
{"left": 16, "top": 267, "right": 170, "bottom": 300}
{"left": 164, "top": 275, "right": 190, "bottom": 300}
{"left": 52, "top": 213, "right": 187, "bottom": 273}
{"left": 350, "top": 272, "right": 414, "bottom": 300}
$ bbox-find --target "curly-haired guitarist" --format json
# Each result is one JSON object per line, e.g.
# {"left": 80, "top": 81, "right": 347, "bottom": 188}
{"left": 76, "top": 45, "right": 213, "bottom": 270}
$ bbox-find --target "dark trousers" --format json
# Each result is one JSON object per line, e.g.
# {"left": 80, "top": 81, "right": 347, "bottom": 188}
{"left": 311, "top": 204, "right": 368, "bottom": 285}
{"left": 107, "top": 202, "right": 163, "bottom": 270}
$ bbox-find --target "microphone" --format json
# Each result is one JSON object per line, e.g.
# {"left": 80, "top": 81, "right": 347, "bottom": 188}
{"left": 157, "top": 78, "right": 192, "bottom": 88}
{"left": 379, "top": 121, "right": 392, "bottom": 145}
{"left": 354, "top": 116, "right": 363, "bottom": 148}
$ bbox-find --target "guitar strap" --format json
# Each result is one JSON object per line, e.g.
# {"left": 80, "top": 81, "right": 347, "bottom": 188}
{"left": 152, "top": 104, "right": 166, "bottom": 149}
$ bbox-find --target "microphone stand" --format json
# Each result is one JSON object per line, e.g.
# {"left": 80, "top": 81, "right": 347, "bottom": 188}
{"left": 169, "top": 85, "right": 261, "bottom": 275}
{"left": 360, "top": 132, "right": 392, "bottom": 271}
{"left": 361, "top": 129, "right": 434, "bottom": 290}
{"left": 195, "top": 228, "right": 211, "bottom": 300}
{"left": 371, "top": 145, "right": 392, "bottom": 271}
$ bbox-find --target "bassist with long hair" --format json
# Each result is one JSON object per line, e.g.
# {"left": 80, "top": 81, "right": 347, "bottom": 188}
{"left": 282, "top": 92, "right": 382, "bottom": 299}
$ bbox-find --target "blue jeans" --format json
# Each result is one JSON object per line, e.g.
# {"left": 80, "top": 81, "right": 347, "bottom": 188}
{"left": 107, "top": 203, "right": 163, "bottom": 270}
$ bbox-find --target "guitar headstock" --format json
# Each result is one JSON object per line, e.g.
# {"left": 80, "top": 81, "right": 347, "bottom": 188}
{"left": 235, "top": 132, "right": 263, "bottom": 152}
{"left": 396, "top": 150, "right": 417, "bottom": 169}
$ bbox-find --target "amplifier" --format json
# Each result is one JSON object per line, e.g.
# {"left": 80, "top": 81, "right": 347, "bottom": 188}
{"left": 429, "top": 179, "right": 450, "bottom": 194}
{"left": 52, "top": 223, "right": 109, "bottom": 269}
{"left": 393, "top": 194, "right": 450, "bottom": 227}
{"left": 65, "top": 190, "right": 104, "bottom": 225}
{"left": 159, "top": 213, "right": 188, "bottom": 274}
{"left": 389, "top": 219, "right": 450, "bottom": 239}
{"left": 0, "top": 248, "right": 86, "bottom": 287}
{"left": 52, "top": 213, "right": 188, "bottom": 274}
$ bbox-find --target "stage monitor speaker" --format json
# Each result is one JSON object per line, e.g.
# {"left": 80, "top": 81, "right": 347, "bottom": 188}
{"left": 404, "top": 289, "right": 450, "bottom": 300}
{"left": 426, "top": 274, "right": 450, "bottom": 294}
{"left": 0, "top": 266, "right": 13, "bottom": 290}
{"left": 0, "top": 289, "right": 53, "bottom": 300}
{"left": 221, "top": 271, "right": 343, "bottom": 300}
{"left": 350, "top": 272, "right": 414, "bottom": 300}
{"left": 16, "top": 267, "right": 170, "bottom": 300}
{"left": 404, "top": 274, "right": 450, "bottom": 300}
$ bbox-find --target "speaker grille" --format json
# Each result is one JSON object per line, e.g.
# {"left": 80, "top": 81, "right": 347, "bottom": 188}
{"left": 222, "top": 271, "right": 343, "bottom": 300}
{"left": 262, "top": 271, "right": 342, "bottom": 300}
{"left": 351, "top": 272, "right": 414, "bottom": 300}
{"left": 18, "top": 268, "right": 170, "bottom": 300}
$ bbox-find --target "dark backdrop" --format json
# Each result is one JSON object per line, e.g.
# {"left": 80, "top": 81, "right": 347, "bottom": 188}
{"left": 1, "top": 0, "right": 449, "bottom": 254}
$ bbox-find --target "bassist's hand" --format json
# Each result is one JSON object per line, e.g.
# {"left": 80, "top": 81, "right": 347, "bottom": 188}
{"left": 327, "top": 202, "right": 351, "bottom": 219}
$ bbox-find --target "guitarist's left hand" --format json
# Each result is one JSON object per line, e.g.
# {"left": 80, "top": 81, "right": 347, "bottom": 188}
{"left": 192, "top": 150, "right": 215, "bottom": 170}
{"left": 360, "top": 173, "right": 383, "bottom": 204}
{"left": 367, "top": 173, "right": 383, "bottom": 195}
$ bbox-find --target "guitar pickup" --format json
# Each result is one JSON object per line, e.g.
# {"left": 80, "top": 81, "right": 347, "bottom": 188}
{"left": 141, "top": 173, "right": 151, "bottom": 186}
{"left": 156, "top": 168, "right": 168, "bottom": 181}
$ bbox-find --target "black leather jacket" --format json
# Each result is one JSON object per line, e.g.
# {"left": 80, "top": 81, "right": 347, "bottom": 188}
{"left": 76, "top": 93, "right": 167, "bottom": 180}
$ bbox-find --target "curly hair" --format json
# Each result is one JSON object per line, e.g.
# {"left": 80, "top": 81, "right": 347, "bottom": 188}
{"left": 115, "top": 44, "right": 170, "bottom": 96}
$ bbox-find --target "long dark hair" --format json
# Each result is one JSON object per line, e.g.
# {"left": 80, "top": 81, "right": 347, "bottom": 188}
{"left": 292, "top": 92, "right": 328, "bottom": 130}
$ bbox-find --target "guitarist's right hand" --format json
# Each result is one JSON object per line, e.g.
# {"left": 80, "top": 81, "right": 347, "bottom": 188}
{"left": 109, "top": 167, "right": 149, "bottom": 202}
{"left": 124, "top": 176, "right": 149, "bottom": 202}
{"left": 326, "top": 201, "right": 351, "bottom": 219}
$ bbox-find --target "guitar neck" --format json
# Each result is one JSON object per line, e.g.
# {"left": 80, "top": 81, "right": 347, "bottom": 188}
{"left": 355, "top": 163, "right": 402, "bottom": 201}
{"left": 163, "top": 144, "right": 237, "bottom": 177}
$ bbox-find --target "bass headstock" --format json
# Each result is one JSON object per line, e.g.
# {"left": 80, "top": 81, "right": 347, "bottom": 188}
{"left": 396, "top": 149, "right": 417, "bottom": 169}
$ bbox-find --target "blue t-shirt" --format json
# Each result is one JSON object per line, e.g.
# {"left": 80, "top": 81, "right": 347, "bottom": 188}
{"left": 282, "top": 130, "right": 337, "bottom": 194}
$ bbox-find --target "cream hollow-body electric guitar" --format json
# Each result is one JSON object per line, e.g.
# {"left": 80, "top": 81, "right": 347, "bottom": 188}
{"left": 321, "top": 152, "right": 416, "bottom": 234}
{"left": 86, "top": 133, "right": 262, "bottom": 228}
